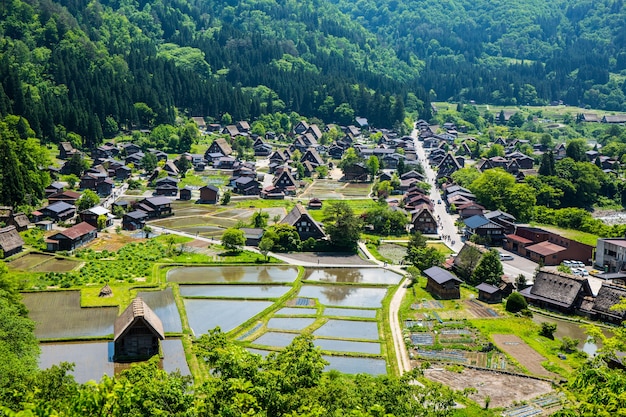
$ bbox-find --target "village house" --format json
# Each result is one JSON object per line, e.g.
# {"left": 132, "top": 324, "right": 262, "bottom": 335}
{"left": 463, "top": 215, "right": 506, "bottom": 245}
{"left": 58, "top": 142, "right": 78, "bottom": 159}
{"left": 122, "top": 210, "right": 148, "bottom": 230}
{"left": 114, "top": 297, "right": 164, "bottom": 361}
{"left": 133, "top": 197, "right": 173, "bottom": 219}
{"left": 343, "top": 162, "right": 369, "bottom": 181}
{"left": 48, "top": 190, "right": 82, "bottom": 205}
{"left": 273, "top": 170, "right": 298, "bottom": 195}
{"left": 0, "top": 225, "right": 24, "bottom": 258}
{"left": 198, "top": 185, "right": 219, "bottom": 203}
{"left": 79, "top": 206, "right": 114, "bottom": 229}
{"left": 233, "top": 177, "right": 261, "bottom": 196}
{"left": 595, "top": 237, "right": 626, "bottom": 272}
{"left": 520, "top": 269, "right": 592, "bottom": 313}
{"left": 280, "top": 204, "right": 326, "bottom": 241}
{"left": 410, "top": 206, "right": 437, "bottom": 234}
{"left": 205, "top": 138, "right": 233, "bottom": 158}
{"left": 589, "top": 283, "right": 626, "bottom": 324}
{"left": 423, "top": 266, "right": 462, "bottom": 300}
{"left": 45, "top": 182, "right": 65, "bottom": 197}
{"left": 46, "top": 222, "right": 97, "bottom": 251}
{"left": 37, "top": 201, "right": 76, "bottom": 222}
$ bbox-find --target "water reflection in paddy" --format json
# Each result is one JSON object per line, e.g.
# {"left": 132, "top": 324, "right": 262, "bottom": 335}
{"left": 304, "top": 268, "right": 402, "bottom": 285}
{"left": 298, "top": 285, "right": 388, "bottom": 308}
{"left": 267, "top": 317, "right": 316, "bottom": 331}
{"left": 138, "top": 288, "right": 182, "bottom": 333}
{"left": 532, "top": 314, "right": 613, "bottom": 356}
{"left": 315, "top": 339, "right": 381, "bottom": 354}
{"left": 168, "top": 265, "right": 298, "bottom": 283}
{"left": 275, "top": 307, "right": 317, "bottom": 315}
{"left": 39, "top": 339, "right": 190, "bottom": 384}
{"left": 179, "top": 284, "right": 290, "bottom": 299}
{"left": 252, "top": 332, "right": 299, "bottom": 347}
{"left": 323, "top": 307, "right": 377, "bottom": 319}
{"left": 314, "top": 319, "right": 379, "bottom": 340}
{"left": 23, "top": 291, "right": 117, "bottom": 339}
{"left": 184, "top": 299, "right": 273, "bottom": 334}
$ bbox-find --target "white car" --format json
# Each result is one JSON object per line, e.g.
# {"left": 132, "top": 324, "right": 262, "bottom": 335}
{"left": 562, "top": 260, "right": 574, "bottom": 268}
{"left": 573, "top": 261, "right": 586, "bottom": 268}
{"left": 499, "top": 253, "right": 514, "bottom": 261}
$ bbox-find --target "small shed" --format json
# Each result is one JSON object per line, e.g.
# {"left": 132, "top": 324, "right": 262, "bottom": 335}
{"left": 114, "top": 297, "right": 164, "bottom": 361}
{"left": 423, "top": 266, "right": 462, "bottom": 300}
{"left": 475, "top": 282, "right": 503, "bottom": 304}
{"left": 179, "top": 186, "right": 193, "bottom": 201}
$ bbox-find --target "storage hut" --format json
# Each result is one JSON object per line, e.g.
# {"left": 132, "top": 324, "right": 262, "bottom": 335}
{"left": 475, "top": 283, "right": 503, "bottom": 304}
{"left": 114, "top": 297, "right": 164, "bottom": 361}
{"left": 0, "top": 225, "right": 25, "bottom": 258}
{"left": 423, "top": 266, "right": 462, "bottom": 300}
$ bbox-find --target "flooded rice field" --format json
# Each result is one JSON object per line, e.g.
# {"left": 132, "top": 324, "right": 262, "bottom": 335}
{"left": 315, "top": 339, "right": 381, "bottom": 354}
{"left": 183, "top": 299, "right": 273, "bottom": 335}
{"left": 313, "top": 319, "right": 379, "bottom": 340}
{"left": 252, "top": 331, "right": 299, "bottom": 348}
{"left": 168, "top": 265, "right": 298, "bottom": 283}
{"left": 179, "top": 284, "right": 291, "bottom": 299}
{"left": 137, "top": 288, "right": 182, "bottom": 333}
{"left": 9, "top": 253, "right": 81, "bottom": 272}
{"left": 297, "top": 285, "right": 388, "bottom": 308}
{"left": 39, "top": 339, "right": 190, "bottom": 384}
{"left": 23, "top": 291, "right": 117, "bottom": 339}
{"left": 303, "top": 268, "right": 402, "bottom": 285}
{"left": 266, "top": 317, "right": 316, "bottom": 331}
{"left": 323, "top": 307, "right": 377, "bottom": 318}
{"left": 275, "top": 307, "right": 317, "bottom": 315}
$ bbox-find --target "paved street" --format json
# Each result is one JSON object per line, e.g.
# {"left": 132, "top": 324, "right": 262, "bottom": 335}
{"left": 411, "top": 129, "right": 536, "bottom": 282}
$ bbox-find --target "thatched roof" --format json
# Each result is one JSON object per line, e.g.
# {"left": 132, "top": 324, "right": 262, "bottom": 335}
{"left": 591, "top": 284, "right": 626, "bottom": 321}
{"left": 281, "top": 204, "right": 325, "bottom": 237}
{"left": 0, "top": 225, "right": 24, "bottom": 253}
{"left": 99, "top": 284, "right": 113, "bottom": 298}
{"left": 114, "top": 297, "right": 164, "bottom": 342}
{"left": 526, "top": 269, "right": 592, "bottom": 309}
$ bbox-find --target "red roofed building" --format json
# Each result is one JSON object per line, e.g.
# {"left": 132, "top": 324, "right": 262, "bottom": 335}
{"left": 46, "top": 222, "right": 97, "bottom": 251}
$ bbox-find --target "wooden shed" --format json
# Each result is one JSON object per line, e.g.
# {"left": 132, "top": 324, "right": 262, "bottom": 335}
{"left": 114, "top": 297, "right": 164, "bottom": 361}
{"left": 0, "top": 225, "right": 25, "bottom": 258}
{"left": 475, "top": 282, "right": 503, "bottom": 304}
{"left": 423, "top": 266, "right": 462, "bottom": 300}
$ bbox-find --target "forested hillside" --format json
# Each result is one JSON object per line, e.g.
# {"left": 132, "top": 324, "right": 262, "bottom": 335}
{"left": 1, "top": 0, "right": 625, "bottom": 154}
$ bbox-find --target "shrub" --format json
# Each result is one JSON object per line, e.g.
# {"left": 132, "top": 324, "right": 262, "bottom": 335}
{"left": 505, "top": 292, "right": 528, "bottom": 313}
{"left": 539, "top": 322, "right": 557, "bottom": 339}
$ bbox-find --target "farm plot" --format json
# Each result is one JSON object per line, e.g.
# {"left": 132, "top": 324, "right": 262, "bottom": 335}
{"left": 424, "top": 367, "right": 554, "bottom": 409}
{"left": 30, "top": 258, "right": 80, "bottom": 272}
{"left": 492, "top": 334, "right": 556, "bottom": 378}
{"left": 465, "top": 299, "right": 499, "bottom": 318}
{"left": 8, "top": 253, "right": 57, "bottom": 270}
{"left": 376, "top": 243, "right": 407, "bottom": 264}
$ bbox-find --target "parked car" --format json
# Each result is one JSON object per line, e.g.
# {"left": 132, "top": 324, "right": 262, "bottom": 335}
{"left": 499, "top": 252, "right": 514, "bottom": 261}
{"left": 573, "top": 261, "right": 585, "bottom": 268}
{"left": 562, "top": 260, "right": 574, "bottom": 268}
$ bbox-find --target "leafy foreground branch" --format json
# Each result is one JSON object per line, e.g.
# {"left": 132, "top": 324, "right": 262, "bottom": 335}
{"left": 2, "top": 327, "right": 458, "bottom": 417}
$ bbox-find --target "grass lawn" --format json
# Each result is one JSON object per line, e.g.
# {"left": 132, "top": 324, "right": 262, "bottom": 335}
{"left": 530, "top": 223, "right": 599, "bottom": 246}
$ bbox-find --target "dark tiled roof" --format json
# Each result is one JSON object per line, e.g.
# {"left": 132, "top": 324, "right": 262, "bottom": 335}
{"left": 476, "top": 283, "right": 500, "bottom": 294}
{"left": 423, "top": 266, "right": 462, "bottom": 285}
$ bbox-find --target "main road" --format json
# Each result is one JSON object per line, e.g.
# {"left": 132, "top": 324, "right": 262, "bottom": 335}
{"left": 411, "top": 128, "right": 535, "bottom": 283}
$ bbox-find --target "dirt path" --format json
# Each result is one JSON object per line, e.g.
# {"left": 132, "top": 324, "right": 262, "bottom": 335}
{"left": 492, "top": 334, "right": 557, "bottom": 378}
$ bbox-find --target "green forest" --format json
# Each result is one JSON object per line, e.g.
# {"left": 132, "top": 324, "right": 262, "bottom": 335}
{"left": 1, "top": 0, "right": 626, "bottom": 152}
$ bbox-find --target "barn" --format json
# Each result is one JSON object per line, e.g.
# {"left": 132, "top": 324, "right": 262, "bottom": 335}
{"left": 113, "top": 297, "right": 165, "bottom": 361}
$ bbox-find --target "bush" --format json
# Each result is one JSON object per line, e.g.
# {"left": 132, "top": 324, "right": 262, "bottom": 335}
{"left": 539, "top": 322, "right": 557, "bottom": 339}
{"left": 505, "top": 292, "right": 528, "bottom": 313}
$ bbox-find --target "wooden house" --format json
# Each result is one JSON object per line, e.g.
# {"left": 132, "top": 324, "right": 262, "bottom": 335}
{"left": 423, "top": 266, "right": 462, "bottom": 300}
{"left": 58, "top": 142, "right": 77, "bottom": 159}
{"left": 463, "top": 215, "right": 506, "bottom": 245}
{"left": 343, "top": 162, "right": 369, "bottom": 181}
{"left": 179, "top": 186, "right": 193, "bottom": 201}
{"left": 79, "top": 206, "right": 113, "bottom": 229}
{"left": 307, "top": 198, "right": 323, "bottom": 209}
{"left": 134, "top": 197, "right": 173, "bottom": 219}
{"left": 301, "top": 148, "right": 324, "bottom": 167}
{"left": 45, "top": 182, "right": 65, "bottom": 197}
{"left": 122, "top": 210, "right": 148, "bottom": 230}
{"left": 48, "top": 190, "right": 82, "bottom": 205}
{"left": 198, "top": 185, "right": 219, "bottom": 203}
{"left": 280, "top": 204, "right": 325, "bottom": 240}
{"left": 38, "top": 201, "right": 76, "bottom": 222}
{"left": 475, "top": 283, "right": 503, "bottom": 304}
{"left": 436, "top": 153, "right": 462, "bottom": 179}
{"left": 590, "top": 284, "right": 626, "bottom": 324}
{"left": 410, "top": 206, "right": 437, "bottom": 234}
{"left": 0, "top": 225, "right": 24, "bottom": 258}
{"left": 520, "top": 269, "right": 592, "bottom": 313}
{"left": 46, "top": 222, "right": 97, "bottom": 251}
{"left": 205, "top": 138, "right": 232, "bottom": 157}
{"left": 273, "top": 170, "right": 298, "bottom": 195}
{"left": 114, "top": 297, "right": 164, "bottom": 361}
{"left": 233, "top": 177, "right": 261, "bottom": 195}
